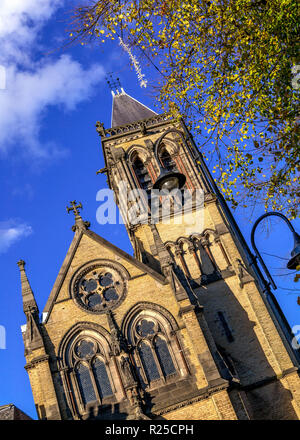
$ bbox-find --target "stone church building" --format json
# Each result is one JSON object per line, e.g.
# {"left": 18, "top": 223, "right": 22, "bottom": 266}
{"left": 18, "top": 89, "right": 300, "bottom": 420}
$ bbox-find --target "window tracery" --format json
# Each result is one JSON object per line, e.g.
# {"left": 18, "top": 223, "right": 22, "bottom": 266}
{"left": 70, "top": 261, "right": 128, "bottom": 314}
{"left": 125, "top": 310, "right": 187, "bottom": 390}
{"left": 70, "top": 336, "right": 114, "bottom": 409}
{"left": 135, "top": 318, "right": 176, "bottom": 386}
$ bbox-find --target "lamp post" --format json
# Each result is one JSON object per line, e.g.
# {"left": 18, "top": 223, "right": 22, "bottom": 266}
{"left": 251, "top": 212, "right": 300, "bottom": 290}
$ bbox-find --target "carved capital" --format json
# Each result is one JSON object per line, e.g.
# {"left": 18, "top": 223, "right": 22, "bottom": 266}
{"left": 200, "top": 237, "right": 209, "bottom": 247}
{"left": 174, "top": 245, "right": 182, "bottom": 257}
{"left": 187, "top": 244, "right": 195, "bottom": 253}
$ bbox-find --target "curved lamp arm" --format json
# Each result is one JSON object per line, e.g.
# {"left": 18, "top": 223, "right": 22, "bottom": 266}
{"left": 250, "top": 212, "right": 299, "bottom": 290}
{"left": 153, "top": 128, "right": 186, "bottom": 163}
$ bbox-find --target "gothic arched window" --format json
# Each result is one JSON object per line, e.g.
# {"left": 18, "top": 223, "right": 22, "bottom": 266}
{"left": 126, "top": 310, "right": 187, "bottom": 390}
{"left": 136, "top": 319, "right": 176, "bottom": 386}
{"left": 70, "top": 337, "right": 114, "bottom": 409}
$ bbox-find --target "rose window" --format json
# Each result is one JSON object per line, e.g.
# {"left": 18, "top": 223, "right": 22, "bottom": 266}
{"left": 71, "top": 262, "right": 127, "bottom": 313}
{"left": 79, "top": 271, "right": 120, "bottom": 310}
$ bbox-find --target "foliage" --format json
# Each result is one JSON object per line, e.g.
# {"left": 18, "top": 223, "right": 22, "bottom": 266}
{"left": 69, "top": 0, "right": 300, "bottom": 218}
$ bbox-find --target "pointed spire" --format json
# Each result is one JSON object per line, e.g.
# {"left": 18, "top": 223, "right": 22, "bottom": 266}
{"left": 17, "top": 260, "right": 38, "bottom": 313}
{"left": 111, "top": 90, "right": 157, "bottom": 128}
{"left": 17, "top": 260, "right": 45, "bottom": 353}
{"left": 66, "top": 200, "right": 90, "bottom": 232}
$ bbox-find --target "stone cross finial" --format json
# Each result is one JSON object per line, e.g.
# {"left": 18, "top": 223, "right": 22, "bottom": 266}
{"left": 66, "top": 201, "right": 82, "bottom": 217}
{"left": 66, "top": 200, "right": 90, "bottom": 232}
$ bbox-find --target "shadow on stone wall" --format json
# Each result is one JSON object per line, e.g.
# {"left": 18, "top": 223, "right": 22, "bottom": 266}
{"left": 194, "top": 276, "right": 299, "bottom": 420}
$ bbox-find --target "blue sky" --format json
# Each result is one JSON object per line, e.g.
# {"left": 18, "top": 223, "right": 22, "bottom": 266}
{"left": 0, "top": 1, "right": 299, "bottom": 420}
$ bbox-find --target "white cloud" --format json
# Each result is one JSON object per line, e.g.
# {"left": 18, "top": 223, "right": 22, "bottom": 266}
{"left": 0, "top": 0, "right": 61, "bottom": 65}
{"left": 0, "top": 56, "right": 104, "bottom": 157}
{"left": 0, "top": 0, "right": 105, "bottom": 157}
{"left": 0, "top": 220, "right": 33, "bottom": 254}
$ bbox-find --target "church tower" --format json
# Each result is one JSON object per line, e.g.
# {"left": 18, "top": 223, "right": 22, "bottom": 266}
{"left": 19, "top": 88, "right": 300, "bottom": 420}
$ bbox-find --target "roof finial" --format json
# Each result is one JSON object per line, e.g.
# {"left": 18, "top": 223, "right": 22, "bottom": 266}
{"left": 17, "top": 259, "right": 39, "bottom": 313}
{"left": 66, "top": 200, "right": 90, "bottom": 232}
{"left": 106, "top": 73, "right": 123, "bottom": 96}
{"left": 67, "top": 200, "right": 82, "bottom": 217}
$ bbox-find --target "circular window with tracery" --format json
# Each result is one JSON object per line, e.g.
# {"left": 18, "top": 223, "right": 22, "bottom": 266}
{"left": 70, "top": 261, "right": 128, "bottom": 314}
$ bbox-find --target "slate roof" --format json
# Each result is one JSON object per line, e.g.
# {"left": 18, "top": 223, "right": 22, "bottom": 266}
{"left": 111, "top": 90, "right": 157, "bottom": 127}
{"left": 0, "top": 404, "right": 32, "bottom": 420}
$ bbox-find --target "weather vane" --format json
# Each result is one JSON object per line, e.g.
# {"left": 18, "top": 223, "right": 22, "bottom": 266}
{"left": 106, "top": 73, "right": 122, "bottom": 92}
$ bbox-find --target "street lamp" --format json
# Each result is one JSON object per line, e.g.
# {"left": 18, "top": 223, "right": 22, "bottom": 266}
{"left": 152, "top": 129, "right": 186, "bottom": 191}
{"left": 251, "top": 212, "right": 300, "bottom": 290}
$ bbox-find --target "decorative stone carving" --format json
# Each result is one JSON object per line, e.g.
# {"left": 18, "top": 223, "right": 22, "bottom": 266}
{"left": 95, "top": 121, "right": 106, "bottom": 137}
{"left": 103, "top": 113, "right": 171, "bottom": 138}
{"left": 126, "top": 387, "right": 149, "bottom": 420}
{"left": 188, "top": 244, "right": 195, "bottom": 254}
{"left": 139, "top": 121, "right": 147, "bottom": 135}
{"left": 120, "top": 356, "right": 136, "bottom": 387}
{"left": 200, "top": 237, "right": 209, "bottom": 247}
{"left": 106, "top": 310, "right": 128, "bottom": 356}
